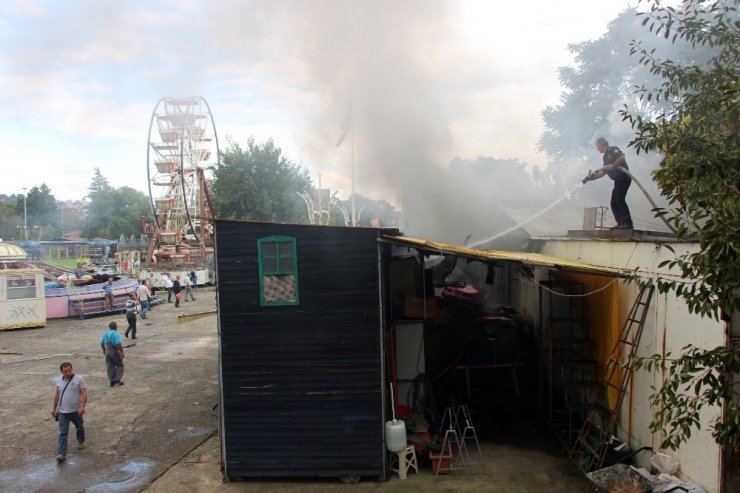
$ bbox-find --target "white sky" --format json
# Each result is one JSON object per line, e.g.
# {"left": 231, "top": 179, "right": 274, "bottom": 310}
{"left": 0, "top": 0, "right": 632, "bottom": 201}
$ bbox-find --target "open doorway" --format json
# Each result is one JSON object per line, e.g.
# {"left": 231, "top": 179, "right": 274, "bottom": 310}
{"left": 382, "top": 239, "right": 622, "bottom": 472}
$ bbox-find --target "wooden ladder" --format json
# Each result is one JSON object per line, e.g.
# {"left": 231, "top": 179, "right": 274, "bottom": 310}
{"left": 569, "top": 284, "right": 655, "bottom": 473}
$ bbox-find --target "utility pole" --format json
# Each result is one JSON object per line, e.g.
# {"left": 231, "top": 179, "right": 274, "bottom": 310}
{"left": 350, "top": 113, "right": 356, "bottom": 227}
{"left": 22, "top": 187, "right": 28, "bottom": 240}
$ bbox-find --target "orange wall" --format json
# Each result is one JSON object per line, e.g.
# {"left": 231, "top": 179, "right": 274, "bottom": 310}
{"left": 555, "top": 272, "right": 621, "bottom": 408}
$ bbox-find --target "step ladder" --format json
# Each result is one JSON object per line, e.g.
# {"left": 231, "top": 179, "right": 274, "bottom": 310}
{"left": 437, "top": 406, "right": 470, "bottom": 473}
{"left": 569, "top": 284, "right": 654, "bottom": 473}
{"left": 457, "top": 404, "right": 483, "bottom": 459}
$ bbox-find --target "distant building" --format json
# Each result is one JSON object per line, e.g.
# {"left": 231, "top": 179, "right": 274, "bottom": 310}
{"left": 214, "top": 219, "right": 662, "bottom": 484}
{"left": 13, "top": 239, "right": 117, "bottom": 262}
{"left": 0, "top": 241, "right": 45, "bottom": 330}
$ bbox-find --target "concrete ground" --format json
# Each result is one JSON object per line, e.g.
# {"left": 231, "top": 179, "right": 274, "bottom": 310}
{"left": 147, "top": 434, "right": 590, "bottom": 493}
{"left": 0, "top": 288, "right": 219, "bottom": 493}
{"left": 0, "top": 287, "right": 590, "bottom": 492}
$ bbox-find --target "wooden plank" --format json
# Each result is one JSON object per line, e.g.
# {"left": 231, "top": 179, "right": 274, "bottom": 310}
{"left": 215, "top": 220, "right": 385, "bottom": 480}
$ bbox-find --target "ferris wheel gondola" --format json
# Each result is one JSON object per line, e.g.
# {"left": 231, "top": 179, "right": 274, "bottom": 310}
{"left": 145, "top": 97, "right": 219, "bottom": 268}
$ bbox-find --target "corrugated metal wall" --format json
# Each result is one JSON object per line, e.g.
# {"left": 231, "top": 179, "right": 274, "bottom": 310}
{"left": 215, "top": 220, "right": 386, "bottom": 480}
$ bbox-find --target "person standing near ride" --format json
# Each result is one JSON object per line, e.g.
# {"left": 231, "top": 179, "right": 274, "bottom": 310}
{"left": 582, "top": 137, "right": 634, "bottom": 230}
{"left": 52, "top": 362, "right": 87, "bottom": 462}
{"left": 136, "top": 279, "right": 150, "bottom": 319}
{"left": 183, "top": 275, "right": 196, "bottom": 302}
{"left": 172, "top": 275, "right": 182, "bottom": 307}
{"left": 124, "top": 293, "right": 138, "bottom": 339}
{"left": 103, "top": 278, "right": 115, "bottom": 311}
{"left": 162, "top": 273, "right": 174, "bottom": 303}
{"left": 101, "top": 321, "right": 124, "bottom": 386}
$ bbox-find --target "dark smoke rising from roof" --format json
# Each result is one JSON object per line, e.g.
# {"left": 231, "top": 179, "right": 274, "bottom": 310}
{"left": 217, "top": 0, "right": 528, "bottom": 245}
{"left": 205, "top": 1, "right": 672, "bottom": 242}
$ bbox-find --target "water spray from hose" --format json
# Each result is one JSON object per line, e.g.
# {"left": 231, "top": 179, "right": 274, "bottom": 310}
{"left": 468, "top": 164, "right": 678, "bottom": 249}
{"left": 468, "top": 182, "right": 584, "bottom": 249}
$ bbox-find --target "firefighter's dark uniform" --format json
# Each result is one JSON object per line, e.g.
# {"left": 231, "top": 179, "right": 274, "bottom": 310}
{"left": 603, "top": 146, "right": 633, "bottom": 229}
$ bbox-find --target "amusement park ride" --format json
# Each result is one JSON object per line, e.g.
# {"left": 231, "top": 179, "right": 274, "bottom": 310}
{"left": 143, "top": 97, "right": 219, "bottom": 281}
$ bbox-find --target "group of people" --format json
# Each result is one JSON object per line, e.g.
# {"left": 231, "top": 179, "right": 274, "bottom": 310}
{"left": 120, "top": 279, "right": 151, "bottom": 340}
{"left": 52, "top": 271, "right": 201, "bottom": 462}
{"left": 121, "top": 272, "right": 199, "bottom": 339}
{"left": 51, "top": 321, "right": 126, "bottom": 462}
{"left": 161, "top": 272, "right": 197, "bottom": 308}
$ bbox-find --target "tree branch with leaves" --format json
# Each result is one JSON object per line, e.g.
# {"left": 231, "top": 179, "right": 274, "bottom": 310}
{"left": 620, "top": 0, "right": 739, "bottom": 450}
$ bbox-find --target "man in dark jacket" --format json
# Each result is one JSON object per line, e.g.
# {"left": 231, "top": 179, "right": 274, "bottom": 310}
{"left": 582, "top": 137, "right": 634, "bottom": 229}
{"left": 172, "top": 275, "right": 182, "bottom": 307}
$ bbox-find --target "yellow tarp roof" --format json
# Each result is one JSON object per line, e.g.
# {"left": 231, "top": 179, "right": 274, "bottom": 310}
{"left": 382, "top": 235, "right": 624, "bottom": 276}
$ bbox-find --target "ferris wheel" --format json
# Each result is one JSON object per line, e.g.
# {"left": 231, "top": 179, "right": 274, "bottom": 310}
{"left": 146, "top": 96, "right": 219, "bottom": 266}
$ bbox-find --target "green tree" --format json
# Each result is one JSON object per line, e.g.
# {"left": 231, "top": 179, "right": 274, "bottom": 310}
{"left": 84, "top": 170, "right": 152, "bottom": 238}
{"left": 621, "top": 0, "right": 740, "bottom": 449}
{"left": 329, "top": 194, "right": 401, "bottom": 227}
{"left": 538, "top": 8, "right": 714, "bottom": 195}
{"left": 449, "top": 156, "right": 545, "bottom": 199}
{"left": 0, "top": 196, "right": 23, "bottom": 240}
{"left": 88, "top": 167, "right": 111, "bottom": 195}
{"left": 58, "top": 200, "right": 86, "bottom": 237}
{"left": 19, "top": 184, "right": 60, "bottom": 239}
{"left": 211, "top": 138, "right": 312, "bottom": 223}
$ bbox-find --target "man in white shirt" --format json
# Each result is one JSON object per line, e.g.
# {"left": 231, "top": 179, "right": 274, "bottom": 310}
{"left": 136, "top": 279, "right": 151, "bottom": 319}
{"left": 162, "top": 273, "right": 174, "bottom": 303}
{"left": 52, "top": 362, "right": 87, "bottom": 462}
{"left": 183, "top": 276, "right": 196, "bottom": 301}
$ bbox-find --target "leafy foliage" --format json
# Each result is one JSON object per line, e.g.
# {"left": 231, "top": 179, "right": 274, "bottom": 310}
{"left": 449, "top": 156, "right": 545, "bottom": 198}
{"left": 0, "top": 195, "right": 23, "bottom": 240}
{"left": 633, "top": 346, "right": 740, "bottom": 449}
{"left": 538, "top": 8, "right": 715, "bottom": 195}
{"left": 329, "top": 194, "right": 400, "bottom": 227}
{"left": 88, "top": 167, "right": 111, "bottom": 195}
{"left": 84, "top": 170, "right": 152, "bottom": 238}
{"left": 621, "top": 0, "right": 740, "bottom": 450}
{"left": 622, "top": 0, "right": 739, "bottom": 318}
{"left": 211, "top": 137, "right": 312, "bottom": 223}
{"left": 21, "top": 184, "right": 60, "bottom": 239}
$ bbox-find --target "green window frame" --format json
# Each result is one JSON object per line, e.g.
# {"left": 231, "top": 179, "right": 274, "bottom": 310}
{"left": 257, "top": 236, "right": 299, "bottom": 306}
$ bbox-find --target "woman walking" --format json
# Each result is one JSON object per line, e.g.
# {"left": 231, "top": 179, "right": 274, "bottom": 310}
{"left": 173, "top": 275, "right": 182, "bottom": 307}
{"left": 100, "top": 321, "right": 124, "bottom": 386}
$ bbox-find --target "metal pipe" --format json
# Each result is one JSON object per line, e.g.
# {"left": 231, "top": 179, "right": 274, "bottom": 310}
{"left": 22, "top": 188, "right": 28, "bottom": 240}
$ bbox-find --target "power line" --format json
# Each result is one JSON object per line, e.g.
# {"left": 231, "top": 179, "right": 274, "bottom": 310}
{"left": 534, "top": 277, "right": 620, "bottom": 298}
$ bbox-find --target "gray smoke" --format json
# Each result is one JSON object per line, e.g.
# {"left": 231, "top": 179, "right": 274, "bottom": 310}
{"left": 209, "top": 0, "right": 531, "bottom": 246}
{"left": 2, "top": 1, "right": 684, "bottom": 237}
{"left": 204, "top": 1, "right": 676, "bottom": 241}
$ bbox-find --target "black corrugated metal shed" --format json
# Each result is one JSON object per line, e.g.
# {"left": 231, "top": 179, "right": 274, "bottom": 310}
{"left": 215, "top": 219, "right": 394, "bottom": 481}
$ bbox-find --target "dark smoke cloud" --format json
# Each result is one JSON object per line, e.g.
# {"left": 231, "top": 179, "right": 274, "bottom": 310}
{"left": 5, "top": 0, "right": 647, "bottom": 238}
{"left": 207, "top": 0, "right": 530, "bottom": 245}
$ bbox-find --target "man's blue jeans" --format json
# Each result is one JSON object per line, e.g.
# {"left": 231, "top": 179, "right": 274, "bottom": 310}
{"left": 140, "top": 299, "right": 150, "bottom": 318}
{"left": 57, "top": 411, "right": 84, "bottom": 455}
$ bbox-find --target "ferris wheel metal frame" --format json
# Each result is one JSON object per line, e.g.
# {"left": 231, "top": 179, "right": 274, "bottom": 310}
{"left": 145, "top": 96, "right": 219, "bottom": 266}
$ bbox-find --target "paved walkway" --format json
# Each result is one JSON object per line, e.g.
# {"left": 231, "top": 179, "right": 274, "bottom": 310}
{"left": 0, "top": 289, "right": 219, "bottom": 493}
{"left": 147, "top": 434, "right": 589, "bottom": 493}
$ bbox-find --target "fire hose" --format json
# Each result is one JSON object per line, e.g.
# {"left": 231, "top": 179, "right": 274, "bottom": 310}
{"left": 583, "top": 166, "right": 678, "bottom": 234}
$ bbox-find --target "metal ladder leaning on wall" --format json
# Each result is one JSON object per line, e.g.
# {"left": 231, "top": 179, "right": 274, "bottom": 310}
{"left": 568, "top": 284, "right": 655, "bottom": 473}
